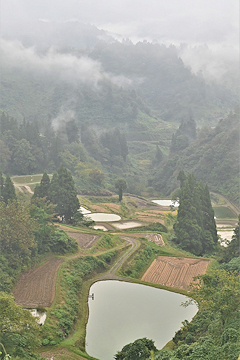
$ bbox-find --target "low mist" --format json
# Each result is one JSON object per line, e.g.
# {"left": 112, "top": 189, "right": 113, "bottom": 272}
{"left": 0, "top": 38, "right": 132, "bottom": 88}
{"left": 179, "top": 44, "right": 239, "bottom": 84}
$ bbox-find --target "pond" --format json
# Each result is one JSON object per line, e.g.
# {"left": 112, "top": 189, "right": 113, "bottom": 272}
{"left": 152, "top": 199, "right": 179, "bottom": 207}
{"left": 86, "top": 213, "right": 121, "bottom": 222}
{"left": 86, "top": 281, "right": 197, "bottom": 360}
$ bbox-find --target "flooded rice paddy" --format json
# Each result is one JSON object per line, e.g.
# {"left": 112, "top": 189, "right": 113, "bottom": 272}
{"left": 86, "top": 280, "right": 197, "bottom": 360}
{"left": 152, "top": 199, "right": 179, "bottom": 207}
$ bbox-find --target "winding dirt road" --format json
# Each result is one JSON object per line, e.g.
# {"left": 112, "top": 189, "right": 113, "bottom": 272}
{"left": 98, "top": 236, "right": 139, "bottom": 280}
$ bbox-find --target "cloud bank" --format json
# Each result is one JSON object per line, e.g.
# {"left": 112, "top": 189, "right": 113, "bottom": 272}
{"left": 0, "top": 39, "right": 132, "bottom": 88}
{"left": 1, "top": 0, "right": 238, "bottom": 46}
{"left": 179, "top": 44, "right": 239, "bottom": 83}
{"left": 0, "top": 39, "right": 104, "bottom": 87}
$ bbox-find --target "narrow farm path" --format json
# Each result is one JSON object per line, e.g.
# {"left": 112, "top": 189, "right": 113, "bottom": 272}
{"left": 98, "top": 236, "right": 139, "bottom": 280}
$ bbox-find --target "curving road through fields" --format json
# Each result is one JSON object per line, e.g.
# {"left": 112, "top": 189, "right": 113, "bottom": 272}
{"left": 98, "top": 236, "right": 139, "bottom": 280}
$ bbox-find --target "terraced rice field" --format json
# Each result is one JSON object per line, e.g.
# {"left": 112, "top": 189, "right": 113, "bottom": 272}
{"left": 142, "top": 256, "right": 210, "bottom": 290}
{"left": 65, "top": 232, "right": 99, "bottom": 248}
{"left": 87, "top": 204, "right": 109, "bottom": 212}
{"left": 144, "top": 233, "right": 164, "bottom": 246}
{"left": 14, "top": 258, "right": 63, "bottom": 307}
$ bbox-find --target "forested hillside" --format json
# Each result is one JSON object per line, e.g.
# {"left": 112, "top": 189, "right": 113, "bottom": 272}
{"left": 90, "top": 41, "right": 238, "bottom": 123}
{"left": 1, "top": 39, "right": 238, "bottom": 127}
{"left": 150, "top": 107, "right": 239, "bottom": 203}
{"left": 1, "top": 27, "right": 239, "bottom": 201}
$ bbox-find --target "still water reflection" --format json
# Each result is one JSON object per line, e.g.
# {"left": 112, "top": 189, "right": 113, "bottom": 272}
{"left": 86, "top": 280, "right": 197, "bottom": 360}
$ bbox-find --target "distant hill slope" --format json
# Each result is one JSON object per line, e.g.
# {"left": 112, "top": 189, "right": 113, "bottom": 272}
{"left": 150, "top": 107, "right": 239, "bottom": 203}
{"left": 90, "top": 41, "right": 239, "bottom": 125}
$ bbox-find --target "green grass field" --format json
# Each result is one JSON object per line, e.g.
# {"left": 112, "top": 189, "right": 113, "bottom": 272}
{"left": 11, "top": 174, "right": 52, "bottom": 184}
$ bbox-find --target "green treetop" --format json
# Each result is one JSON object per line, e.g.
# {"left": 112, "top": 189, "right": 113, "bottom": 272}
{"left": 2, "top": 175, "right": 17, "bottom": 204}
{"left": 33, "top": 170, "right": 50, "bottom": 199}
{"left": 115, "top": 338, "right": 157, "bottom": 360}
{"left": 0, "top": 292, "right": 41, "bottom": 357}
{"left": 222, "top": 215, "right": 240, "bottom": 263}
{"left": 0, "top": 170, "right": 3, "bottom": 199}
{"left": 115, "top": 178, "right": 127, "bottom": 202}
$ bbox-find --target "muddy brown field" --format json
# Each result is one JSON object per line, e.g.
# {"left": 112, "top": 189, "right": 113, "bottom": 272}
{"left": 142, "top": 256, "right": 210, "bottom": 290}
{"left": 40, "top": 348, "right": 86, "bottom": 360}
{"left": 14, "top": 258, "right": 64, "bottom": 307}
{"left": 66, "top": 232, "right": 99, "bottom": 248}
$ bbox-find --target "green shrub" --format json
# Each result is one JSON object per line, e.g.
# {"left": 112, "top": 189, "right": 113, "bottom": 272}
{"left": 42, "top": 339, "right": 50, "bottom": 346}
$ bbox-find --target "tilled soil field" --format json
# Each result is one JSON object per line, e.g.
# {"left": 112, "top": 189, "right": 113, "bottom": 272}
{"left": 66, "top": 232, "right": 100, "bottom": 248}
{"left": 142, "top": 256, "right": 210, "bottom": 290}
{"left": 40, "top": 348, "right": 86, "bottom": 360}
{"left": 14, "top": 258, "right": 64, "bottom": 307}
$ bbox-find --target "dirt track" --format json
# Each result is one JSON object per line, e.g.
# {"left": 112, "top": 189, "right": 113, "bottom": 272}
{"left": 14, "top": 257, "right": 63, "bottom": 307}
{"left": 142, "top": 256, "right": 210, "bottom": 290}
{"left": 98, "top": 236, "right": 139, "bottom": 280}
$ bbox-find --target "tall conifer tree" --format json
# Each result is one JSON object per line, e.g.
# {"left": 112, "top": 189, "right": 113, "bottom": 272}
{"left": 174, "top": 172, "right": 217, "bottom": 255}
{"left": 48, "top": 164, "right": 80, "bottom": 223}
{"left": 0, "top": 170, "right": 4, "bottom": 199}
{"left": 2, "top": 175, "right": 17, "bottom": 204}
{"left": 33, "top": 170, "right": 50, "bottom": 199}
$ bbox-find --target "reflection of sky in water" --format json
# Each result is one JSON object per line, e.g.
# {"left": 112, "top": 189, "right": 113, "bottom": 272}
{"left": 93, "top": 225, "right": 108, "bottom": 231}
{"left": 152, "top": 199, "right": 179, "bottom": 207}
{"left": 86, "top": 213, "right": 121, "bottom": 222}
{"left": 78, "top": 206, "right": 91, "bottom": 214}
{"left": 86, "top": 281, "right": 197, "bottom": 360}
{"left": 113, "top": 221, "right": 143, "bottom": 229}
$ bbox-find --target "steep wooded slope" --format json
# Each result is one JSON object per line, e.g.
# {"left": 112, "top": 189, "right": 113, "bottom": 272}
{"left": 150, "top": 108, "right": 239, "bottom": 203}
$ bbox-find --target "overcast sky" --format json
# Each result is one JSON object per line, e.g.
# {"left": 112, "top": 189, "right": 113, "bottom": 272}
{"left": 1, "top": 0, "right": 239, "bottom": 45}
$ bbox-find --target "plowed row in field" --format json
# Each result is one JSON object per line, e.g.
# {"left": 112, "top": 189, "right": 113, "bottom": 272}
{"left": 14, "top": 258, "right": 63, "bottom": 307}
{"left": 142, "top": 256, "right": 210, "bottom": 290}
{"left": 66, "top": 232, "right": 99, "bottom": 248}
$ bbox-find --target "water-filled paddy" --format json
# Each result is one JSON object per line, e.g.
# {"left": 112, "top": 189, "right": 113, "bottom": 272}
{"left": 218, "top": 230, "right": 234, "bottom": 245}
{"left": 78, "top": 206, "right": 91, "bottom": 214}
{"left": 86, "top": 213, "right": 121, "bottom": 222}
{"left": 86, "top": 280, "right": 197, "bottom": 360}
{"left": 113, "top": 221, "right": 143, "bottom": 229}
{"left": 152, "top": 199, "right": 179, "bottom": 207}
{"left": 93, "top": 225, "right": 108, "bottom": 231}
{"left": 11, "top": 174, "right": 46, "bottom": 184}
